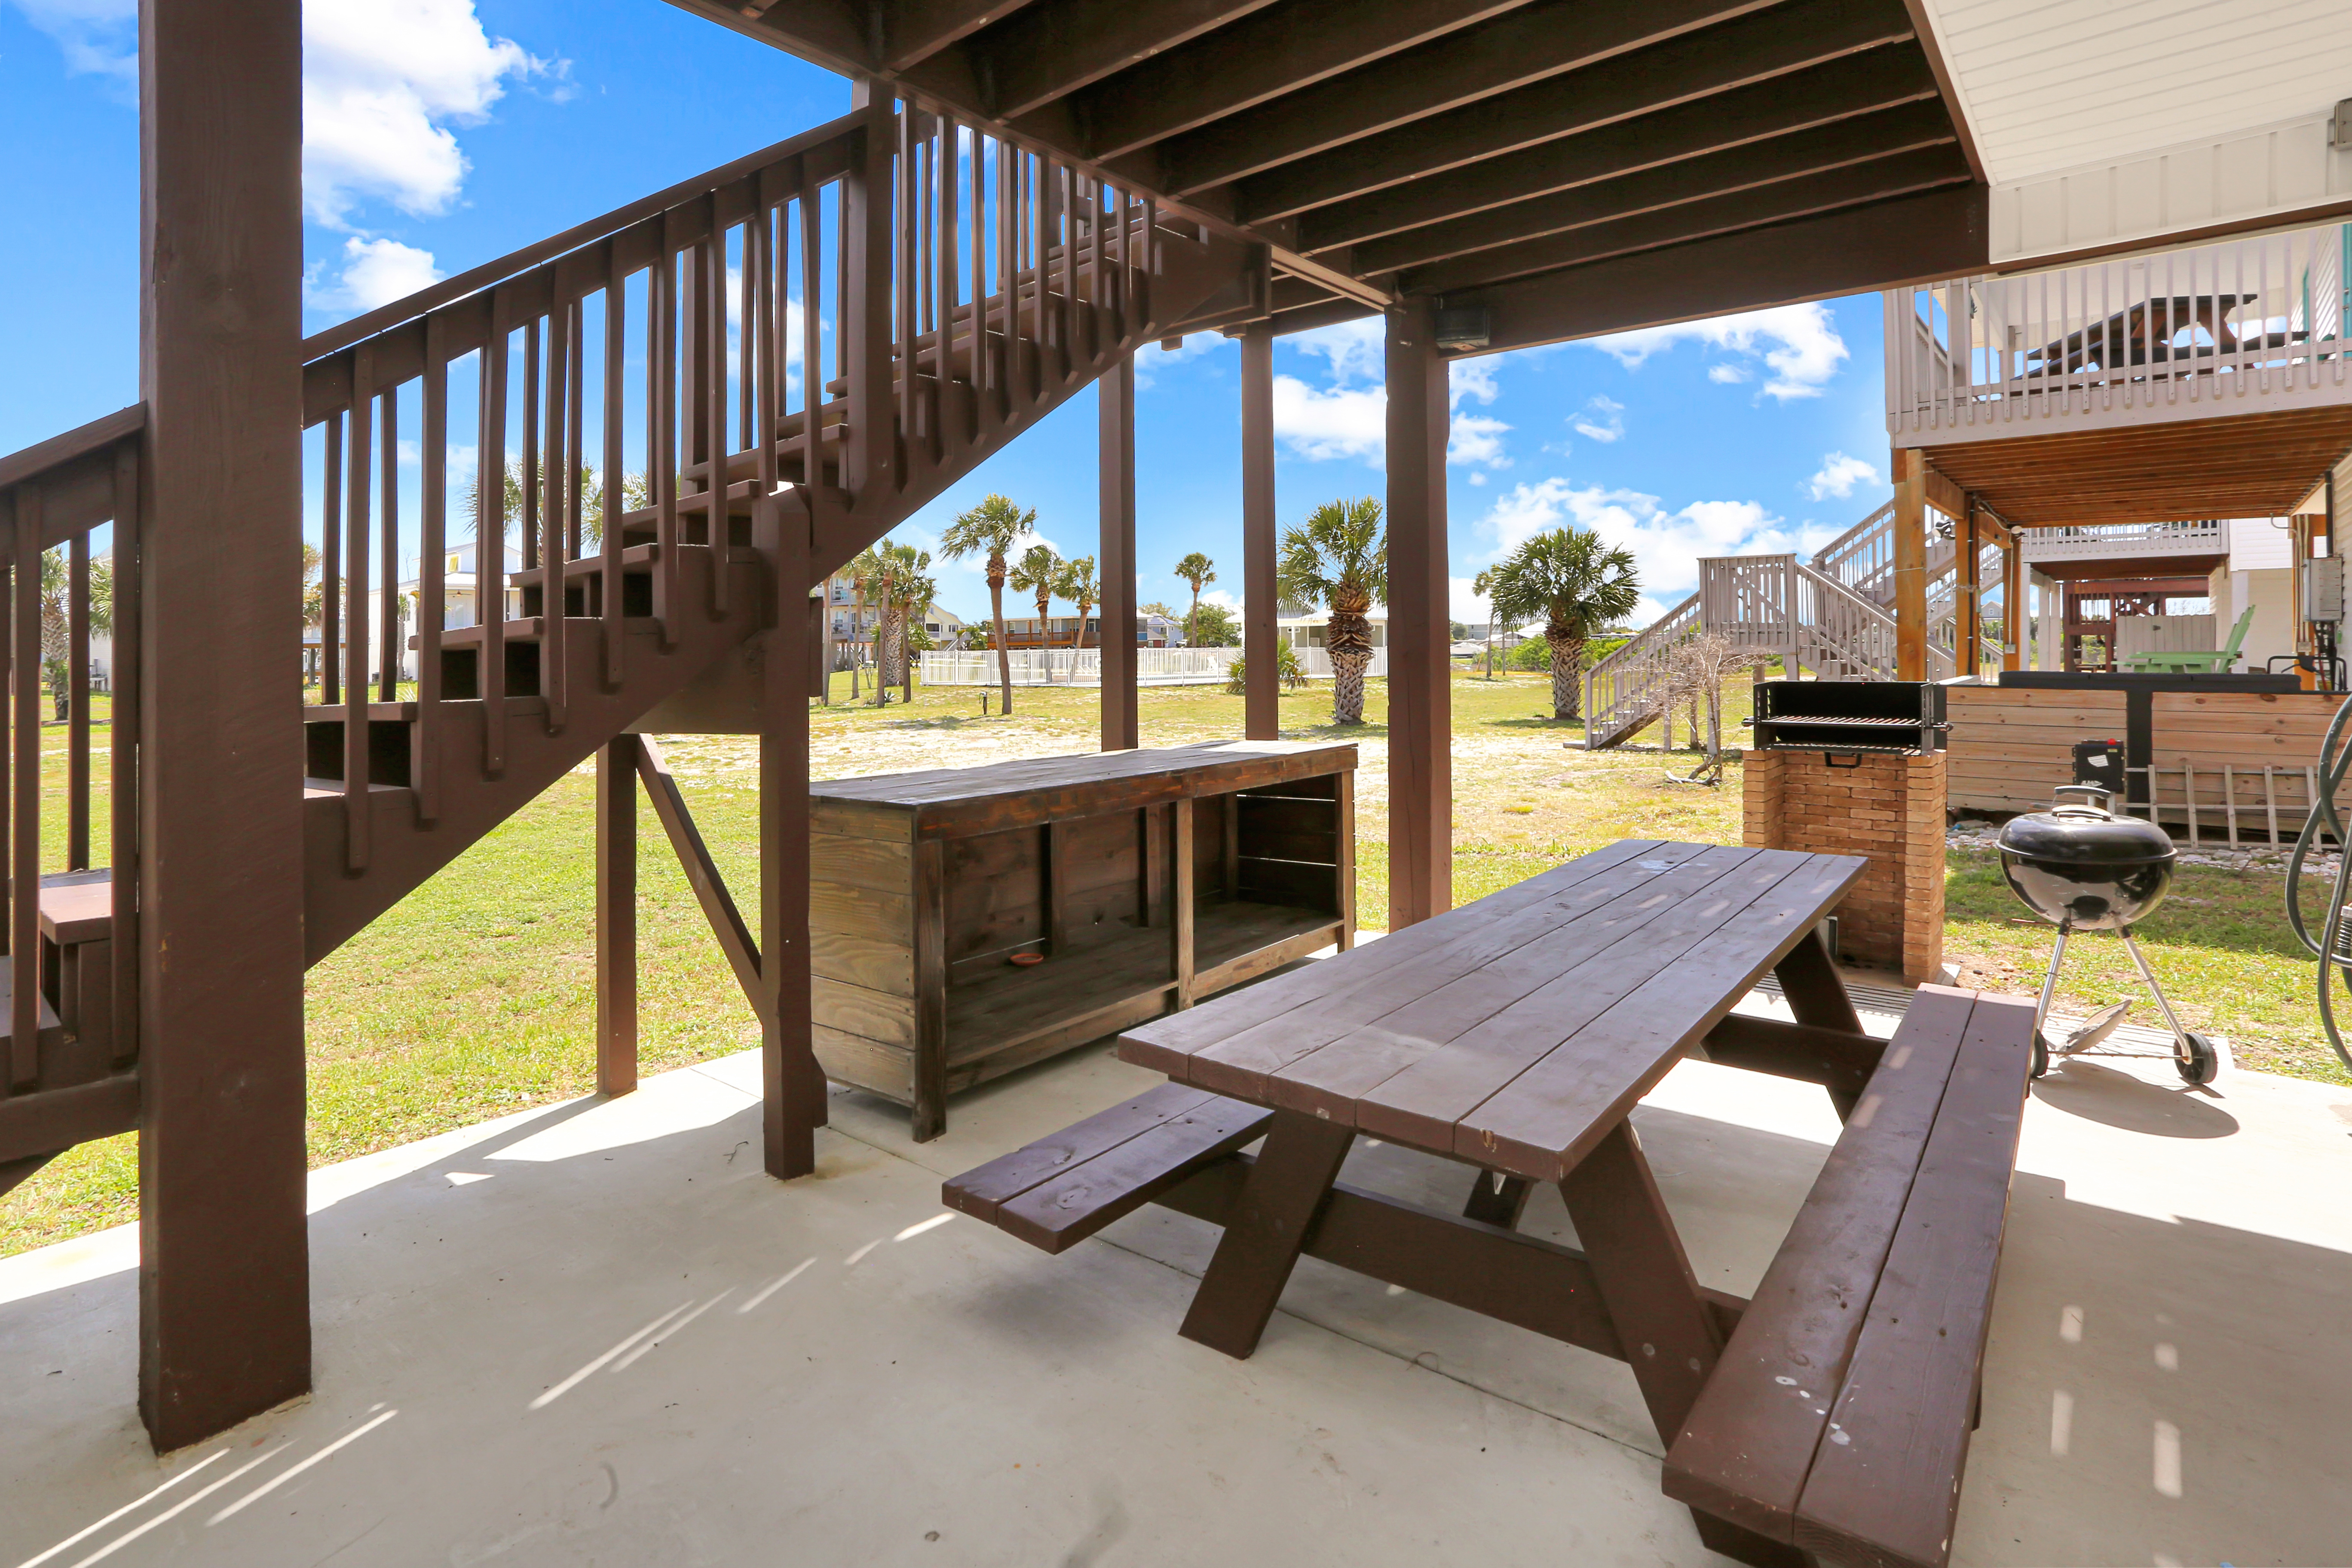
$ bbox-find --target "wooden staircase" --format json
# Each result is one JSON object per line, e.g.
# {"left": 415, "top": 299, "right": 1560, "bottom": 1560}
{"left": 0, "top": 93, "right": 1259, "bottom": 1185}
{"left": 1582, "top": 499, "right": 2008, "bottom": 748}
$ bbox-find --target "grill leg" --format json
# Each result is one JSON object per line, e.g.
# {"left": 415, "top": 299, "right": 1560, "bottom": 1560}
{"left": 2034, "top": 922, "right": 2071, "bottom": 1039}
{"left": 2118, "top": 925, "right": 2190, "bottom": 1043}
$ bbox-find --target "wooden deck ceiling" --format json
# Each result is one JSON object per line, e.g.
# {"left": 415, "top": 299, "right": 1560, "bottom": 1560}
{"left": 1921, "top": 404, "right": 2352, "bottom": 527}
{"left": 678, "top": 0, "right": 1991, "bottom": 351}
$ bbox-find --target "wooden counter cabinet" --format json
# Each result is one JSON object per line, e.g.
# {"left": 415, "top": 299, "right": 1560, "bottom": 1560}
{"left": 808, "top": 741, "right": 1356, "bottom": 1139}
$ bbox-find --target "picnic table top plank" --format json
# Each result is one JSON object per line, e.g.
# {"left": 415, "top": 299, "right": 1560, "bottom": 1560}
{"left": 1792, "top": 992, "right": 2036, "bottom": 1568}
{"left": 1354, "top": 851, "right": 1862, "bottom": 1170}
{"left": 1118, "top": 841, "right": 1867, "bottom": 1184}
{"left": 1180, "top": 842, "right": 1730, "bottom": 1101}
{"left": 1266, "top": 846, "right": 1763, "bottom": 1124}
{"left": 1662, "top": 985, "right": 1981, "bottom": 1544}
{"left": 1118, "top": 837, "right": 1663, "bottom": 1076}
{"left": 1445, "top": 852, "right": 1862, "bottom": 1180}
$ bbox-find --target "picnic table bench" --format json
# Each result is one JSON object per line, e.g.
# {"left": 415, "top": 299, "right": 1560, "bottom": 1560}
{"left": 944, "top": 840, "right": 2036, "bottom": 1568}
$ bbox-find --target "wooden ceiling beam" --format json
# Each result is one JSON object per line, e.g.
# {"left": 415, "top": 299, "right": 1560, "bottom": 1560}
{"left": 1155, "top": 0, "right": 1782, "bottom": 196}
{"left": 1468, "top": 182, "right": 1987, "bottom": 356}
{"left": 975, "top": 0, "right": 1280, "bottom": 120}
{"left": 1295, "top": 47, "right": 1935, "bottom": 254}
{"left": 1229, "top": 0, "right": 1918, "bottom": 223}
{"left": 1406, "top": 144, "right": 1971, "bottom": 294}
{"left": 879, "top": 0, "right": 1040, "bottom": 70}
{"left": 1073, "top": 0, "right": 1534, "bottom": 163}
{"left": 1352, "top": 101, "right": 1954, "bottom": 276}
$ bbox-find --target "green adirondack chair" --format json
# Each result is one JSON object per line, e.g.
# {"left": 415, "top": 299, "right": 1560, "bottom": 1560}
{"left": 2120, "top": 606, "right": 2253, "bottom": 674}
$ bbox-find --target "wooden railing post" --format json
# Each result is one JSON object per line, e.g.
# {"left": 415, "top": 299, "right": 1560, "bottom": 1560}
{"left": 1385, "top": 300, "right": 1452, "bottom": 928}
{"left": 137, "top": 0, "right": 310, "bottom": 1452}
{"left": 844, "top": 84, "right": 898, "bottom": 503}
{"left": 757, "top": 487, "right": 823, "bottom": 1178}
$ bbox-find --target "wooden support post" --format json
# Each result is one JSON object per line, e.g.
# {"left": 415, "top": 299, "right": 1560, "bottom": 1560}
{"left": 1385, "top": 301, "right": 1452, "bottom": 928}
{"left": 2003, "top": 530, "right": 2024, "bottom": 672}
{"left": 1099, "top": 352, "right": 1139, "bottom": 750}
{"left": 1240, "top": 320, "right": 1279, "bottom": 741}
{"left": 137, "top": 0, "right": 311, "bottom": 1451}
{"left": 1891, "top": 447, "right": 1929, "bottom": 682}
{"left": 757, "top": 489, "right": 824, "bottom": 1178}
{"left": 596, "top": 735, "right": 640, "bottom": 1097}
{"left": 1957, "top": 499, "right": 1981, "bottom": 677}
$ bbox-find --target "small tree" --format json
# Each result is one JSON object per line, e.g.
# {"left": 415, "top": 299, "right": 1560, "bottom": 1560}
{"left": 1189, "top": 603, "right": 1240, "bottom": 647}
{"left": 1471, "top": 566, "right": 1498, "bottom": 679}
{"left": 1481, "top": 526, "right": 1641, "bottom": 721}
{"left": 1174, "top": 551, "right": 1216, "bottom": 646}
{"left": 1277, "top": 497, "right": 1387, "bottom": 725}
{"left": 1662, "top": 632, "right": 1746, "bottom": 776}
{"left": 872, "top": 540, "right": 937, "bottom": 704}
{"left": 844, "top": 545, "right": 884, "bottom": 702}
{"left": 1057, "top": 554, "right": 1099, "bottom": 668}
{"left": 939, "top": 493, "right": 1036, "bottom": 715}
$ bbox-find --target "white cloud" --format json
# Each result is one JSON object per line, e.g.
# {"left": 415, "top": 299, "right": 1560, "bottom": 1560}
{"left": 1271, "top": 375, "right": 1386, "bottom": 464}
{"left": 1708, "top": 364, "right": 1749, "bottom": 384}
{"left": 1587, "top": 303, "right": 1849, "bottom": 401}
{"left": 1451, "top": 576, "right": 1491, "bottom": 624}
{"left": 9, "top": 0, "right": 135, "bottom": 83}
{"left": 1134, "top": 331, "right": 1221, "bottom": 389}
{"left": 306, "top": 236, "right": 445, "bottom": 312}
{"left": 303, "top": 0, "right": 552, "bottom": 230}
{"left": 18, "top": 0, "right": 560, "bottom": 229}
{"left": 1200, "top": 588, "right": 1243, "bottom": 612}
{"left": 1448, "top": 412, "right": 1510, "bottom": 470}
{"left": 1805, "top": 451, "right": 1881, "bottom": 501}
{"left": 1473, "top": 476, "right": 1830, "bottom": 610}
{"left": 1569, "top": 395, "right": 1624, "bottom": 444}
{"left": 1288, "top": 317, "right": 1385, "bottom": 386}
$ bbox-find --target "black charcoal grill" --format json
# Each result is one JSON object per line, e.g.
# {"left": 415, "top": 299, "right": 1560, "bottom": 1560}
{"left": 1748, "top": 680, "right": 1948, "bottom": 757}
{"left": 1994, "top": 784, "right": 2220, "bottom": 1084}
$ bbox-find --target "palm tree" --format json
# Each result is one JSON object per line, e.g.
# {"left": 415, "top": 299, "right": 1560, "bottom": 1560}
{"left": 1057, "top": 554, "right": 1099, "bottom": 680}
{"left": 1277, "top": 497, "right": 1387, "bottom": 725}
{"left": 1173, "top": 551, "right": 1215, "bottom": 646}
{"left": 938, "top": 493, "right": 1036, "bottom": 714}
{"left": 1481, "top": 525, "right": 1641, "bottom": 721}
{"left": 1009, "top": 542, "right": 1061, "bottom": 663}
{"left": 844, "top": 545, "right": 885, "bottom": 703}
{"left": 872, "top": 540, "right": 936, "bottom": 704}
{"left": 38, "top": 548, "right": 115, "bottom": 721}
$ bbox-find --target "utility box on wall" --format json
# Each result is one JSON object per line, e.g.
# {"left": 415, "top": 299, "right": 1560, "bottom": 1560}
{"left": 1743, "top": 749, "right": 1946, "bottom": 980}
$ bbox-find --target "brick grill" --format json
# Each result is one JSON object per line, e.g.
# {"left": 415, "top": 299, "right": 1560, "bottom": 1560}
{"left": 1743, "top": 749, "right": 1946, "bottom": 980}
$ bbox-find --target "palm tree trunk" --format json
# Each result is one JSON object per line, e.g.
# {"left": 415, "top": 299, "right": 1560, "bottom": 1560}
{"left": 1330, "top": 651, "right": 1369, "bottom": 724}
{"left": 1546, "top": 631, "right": 1583, "bottom": 720}
{"left": 850, "top": 590, "right": 864, "bottom": 700}
{"left": 990, "top": 582, "right": 1013, "bottom": 714}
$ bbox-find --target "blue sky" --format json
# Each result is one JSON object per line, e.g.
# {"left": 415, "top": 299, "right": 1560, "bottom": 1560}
{"left": 0, "top": 0, "right": 1899, "bottom": 629}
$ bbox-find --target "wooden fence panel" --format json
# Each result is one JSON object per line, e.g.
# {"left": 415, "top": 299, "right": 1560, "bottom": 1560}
{"left": 1945, "top": 687, "right": 2128, "bottom": 813}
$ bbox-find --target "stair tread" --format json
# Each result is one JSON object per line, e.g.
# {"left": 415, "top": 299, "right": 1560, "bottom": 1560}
{"left": 303, "top": 695, "right": 551, "bottom": 724}
{"left": 36, "top": 870, "right": 112, "bottom": 947}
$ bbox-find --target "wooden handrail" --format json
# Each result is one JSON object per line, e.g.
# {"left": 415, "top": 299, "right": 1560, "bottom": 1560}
{"left": 0, "top": 404, "right": 144, "bottom": 495}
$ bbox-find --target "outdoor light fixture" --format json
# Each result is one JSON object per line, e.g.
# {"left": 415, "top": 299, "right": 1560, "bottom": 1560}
{"left": 1433, "top": 302, "right": 1490, "bottom": 352}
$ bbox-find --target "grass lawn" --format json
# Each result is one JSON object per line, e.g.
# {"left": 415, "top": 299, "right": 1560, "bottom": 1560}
{"left": 7, "top": 666, "right": 2346, "bottom": 1256}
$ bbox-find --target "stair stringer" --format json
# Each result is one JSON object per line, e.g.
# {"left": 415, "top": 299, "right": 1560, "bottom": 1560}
{"left": 303, "top": 545, "right": 767, "bottom": 965}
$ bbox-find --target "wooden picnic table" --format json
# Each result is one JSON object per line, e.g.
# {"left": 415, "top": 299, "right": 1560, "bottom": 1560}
{"left": 948, "top": 838, "right": 2036, "bottom": 1568}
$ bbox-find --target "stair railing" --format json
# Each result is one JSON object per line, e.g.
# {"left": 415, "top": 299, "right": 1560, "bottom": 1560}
{"left": 1583, "top": 592, "right": 1700, "bottom": 749}
{"left": 0, "top": 404, "right": 144, "bottom": 1145}
{"left": 298, "top": 93, "right": 1187, "bottom": 873}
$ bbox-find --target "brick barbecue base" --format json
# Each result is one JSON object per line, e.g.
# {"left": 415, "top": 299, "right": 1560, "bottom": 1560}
{"left": 1743, "top": 749, "right": 1945, "bottom": 980}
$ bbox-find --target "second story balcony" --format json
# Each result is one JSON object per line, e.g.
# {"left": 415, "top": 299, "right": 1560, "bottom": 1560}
{"left": 1886, "top": 223, "right": 2352, "bottom": 444}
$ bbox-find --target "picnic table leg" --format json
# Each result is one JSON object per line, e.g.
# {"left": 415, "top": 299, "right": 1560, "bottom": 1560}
{"left": 1772, "top": 927, "right": 1872, "bottom": 1119}
{"left": 1463, "top": 1172, "right": 1533, "bottom": 1229}
{"left": 1178, "top": 1109, "right": 1353, "bottom": 1358}
{"left": 1561, "top": 1123, "right": 1807, "bottom": 1568}
{"left": 1558, "top": 1121, "right": 1722, "bottom": 1439}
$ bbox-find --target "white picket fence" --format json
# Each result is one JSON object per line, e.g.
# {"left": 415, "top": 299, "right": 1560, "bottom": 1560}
{"left": 917, "top": 647, "right": 1240, "bottom": 687}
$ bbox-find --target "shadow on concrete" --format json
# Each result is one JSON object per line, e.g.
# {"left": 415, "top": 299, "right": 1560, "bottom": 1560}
{"left": 2031, "top": 1060, "right": 2241, "bottom": 1139}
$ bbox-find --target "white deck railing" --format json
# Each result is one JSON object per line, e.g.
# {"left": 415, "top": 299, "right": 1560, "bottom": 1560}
{"left": 1887, "top": 222, "right": 2352, "bottom": 441}
{"left": 2019, "top": 519, "right": 2228, "bottom": 564}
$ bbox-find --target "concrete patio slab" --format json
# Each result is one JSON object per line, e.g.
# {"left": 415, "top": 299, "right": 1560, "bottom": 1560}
{"left": 3, "top": 986, "right": 2349, "bottom": 1567}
